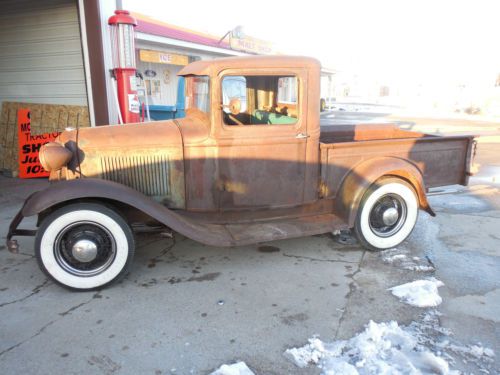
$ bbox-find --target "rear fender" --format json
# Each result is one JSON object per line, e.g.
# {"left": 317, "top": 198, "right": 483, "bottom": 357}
{"left": 20, "top": 178, "right": 233, "bottom": 247}
{"left": 335, "top": 156, "right": 435, "bottom": 227}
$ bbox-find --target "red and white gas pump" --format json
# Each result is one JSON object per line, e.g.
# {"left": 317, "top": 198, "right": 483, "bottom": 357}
{"left": 108, "top": 10, "right": 139, "bottom": 124}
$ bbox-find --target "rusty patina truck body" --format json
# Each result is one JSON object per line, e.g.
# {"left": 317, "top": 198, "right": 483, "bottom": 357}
{"left": 7, "top": 56, "right": 476, "bottom": 290}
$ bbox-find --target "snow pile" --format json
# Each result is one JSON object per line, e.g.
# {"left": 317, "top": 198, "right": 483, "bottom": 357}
{"left": 381, "top": 248, "right": 435, "bottom": 272}
{"left": 284, "top": 320, "right": 455, "bottom": 374}
{"left": 451, "top": 344, "right": 495, "bottom": 359}
{"left": 210, "top": 362, "right": 254, "bottom": 375}
{"left": 388, "top": 278, "right": 444, "bottom": 307}
{"left": 285, "top": 311, "right": 496, "bottom": 375}
{"left": 327, "top": 103, "right": 396, "bottom": 114}
{"left": 409, "top": 311, "right": 496, "bottom": 371}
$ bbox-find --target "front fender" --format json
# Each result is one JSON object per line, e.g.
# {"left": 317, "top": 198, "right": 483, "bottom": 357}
{"left": 21, "top": 178, "right": 233, "bottom": 247}
{"left": 335, "top": 156, "right": 435, "bottom": 227}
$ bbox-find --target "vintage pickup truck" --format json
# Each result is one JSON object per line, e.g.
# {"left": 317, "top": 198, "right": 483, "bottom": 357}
{"left": 7, "top": 56, "right": 477, "bottom": 290}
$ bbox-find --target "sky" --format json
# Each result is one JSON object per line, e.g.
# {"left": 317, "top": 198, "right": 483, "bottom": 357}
{"left": 123, "top": 0, "right": 500, "bottom": 88}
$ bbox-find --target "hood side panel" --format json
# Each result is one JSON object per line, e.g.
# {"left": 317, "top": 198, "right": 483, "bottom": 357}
{"left": 57, "top": 121, "right": 185, "bottom": 209}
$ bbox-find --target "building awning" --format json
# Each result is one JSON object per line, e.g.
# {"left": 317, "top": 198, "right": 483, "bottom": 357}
{"left": 133, "top": 12, "right": 233, "bottom": 51}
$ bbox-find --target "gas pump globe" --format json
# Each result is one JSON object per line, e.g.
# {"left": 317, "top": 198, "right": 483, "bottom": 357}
{"left": 108, "top": 10, "right": 139, "bottom": 123}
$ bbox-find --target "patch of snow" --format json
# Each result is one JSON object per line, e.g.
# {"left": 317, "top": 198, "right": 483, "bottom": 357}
{"left": 380, "top": 248, "right": 435, "bottom": 272}
{"left": 386, "top": 253, "right": 407, "bottom": 262}
{"left": 284, "top": 337, "right": 333, "bottom": 368}
{"left": 285, "top": 320, "right": 457, "bottom": 375}
{"left": 448, "top": 343, "right": 496, "bottom": 360}
{"left": 389, "top": 278, "right": 444, "bottom": 307}
{"left": 210, "top": 362, "right": 254, "bottom": 375}
{"left": 410, "top": 311, "right": 496, "bottom": 371}
{"left": 381, "top": 248, "right": 407, "bottom": 263}
{"left": 285, "top": 311, "right": 496, "bottom": 375}
{"left": 326, "top": 103, "right": 396, "bottom": 114}
{"left": 404, "top": 265, "right": 436, "bottom": 272}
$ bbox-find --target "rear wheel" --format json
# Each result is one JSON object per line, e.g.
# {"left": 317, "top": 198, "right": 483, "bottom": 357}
{"left": 354, "top": 178, "right": 418, "bottom": 251}
{"left": 35, "top": 203, "right": 134, "bottom": 290}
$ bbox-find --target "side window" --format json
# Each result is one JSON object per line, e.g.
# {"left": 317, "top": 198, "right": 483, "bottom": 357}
{"left": 222, "top": 76, "right": 247, "bottom": 113}
{"left": 221, "top": 75, "right": 298, "bottom": 126}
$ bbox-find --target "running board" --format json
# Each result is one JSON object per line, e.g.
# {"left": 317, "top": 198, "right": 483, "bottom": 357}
{"left": 201, "top": 213, "right": 349, "bottom": 247}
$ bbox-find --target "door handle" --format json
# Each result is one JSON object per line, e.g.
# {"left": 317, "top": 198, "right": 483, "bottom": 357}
{"left": 296, "top": 133, "right": 309, "bottom": 139}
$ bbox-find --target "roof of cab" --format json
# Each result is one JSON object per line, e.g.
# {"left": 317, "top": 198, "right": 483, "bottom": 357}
{"left": 178, "top": 55, "right": 321, "bottom": 76}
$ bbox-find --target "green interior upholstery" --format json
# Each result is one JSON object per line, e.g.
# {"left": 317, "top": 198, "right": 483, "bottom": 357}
{"left": 252, "top": 110, "right": 296, "bottom": 125}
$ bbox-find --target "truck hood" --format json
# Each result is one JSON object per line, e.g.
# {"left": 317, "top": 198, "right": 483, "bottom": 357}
{"left": 59, "top": 120, "right": 182, "bottom": 150}
{"left": 52, "top": 120, "right": 186, "bottom": 208}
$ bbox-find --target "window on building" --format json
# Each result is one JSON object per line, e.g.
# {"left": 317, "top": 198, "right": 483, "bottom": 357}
{"left": 221, "top": 75, "right": 298, "bottom": 126}
{"left": 145, "top": 79, "right": 162, "bottom": 102}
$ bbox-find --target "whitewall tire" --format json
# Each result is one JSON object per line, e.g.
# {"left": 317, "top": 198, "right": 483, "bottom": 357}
{"left": 35, "top": 203, "right": 134, "bottom": 290}
{"left": 354, "top": 178, "right": 418, "bottom": 251}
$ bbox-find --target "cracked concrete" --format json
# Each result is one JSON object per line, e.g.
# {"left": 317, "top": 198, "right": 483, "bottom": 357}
{"left": 0, "top": 174, "right": 499, "bottom": 374}
{"left": 0, "top": 279, "right": 50, "bottom": 308}
{"left": 0, "top": 292, "right": 97, "bottom": 358}
{"left": 333, "top": 250, "right": 365, "bottom": 340}
{"left": 281, "top": 252, "right": 360, "bottom": 264}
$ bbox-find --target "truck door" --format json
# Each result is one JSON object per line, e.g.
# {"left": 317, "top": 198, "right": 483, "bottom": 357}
{"left": 215, "top": 71, "right": 310, "bottom": 210}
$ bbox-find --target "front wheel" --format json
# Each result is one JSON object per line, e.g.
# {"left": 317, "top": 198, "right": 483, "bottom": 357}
{"left": 354, "top": 178, "right": 419, "bottom": 251}
{"left": 35, "top": 203, "right": 135, "bottom": 290}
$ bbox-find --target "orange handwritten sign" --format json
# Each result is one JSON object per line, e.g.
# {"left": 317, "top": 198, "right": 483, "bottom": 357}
{"left": 17, "top": 109, "right": 61, "bottom": 178}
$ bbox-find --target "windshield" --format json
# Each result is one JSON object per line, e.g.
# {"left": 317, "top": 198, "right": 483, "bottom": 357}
{"left": 185, "top": 76, "right": 210, "bottom": 113}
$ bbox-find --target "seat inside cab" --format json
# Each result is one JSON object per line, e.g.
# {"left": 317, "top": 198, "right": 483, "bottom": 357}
{"left": 222, "top": 75, "right": 298, "bottom": 125}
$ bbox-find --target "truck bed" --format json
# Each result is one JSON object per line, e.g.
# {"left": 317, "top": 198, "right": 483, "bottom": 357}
{"left": 319, "top": 124, "right": 476, "bottom": 198}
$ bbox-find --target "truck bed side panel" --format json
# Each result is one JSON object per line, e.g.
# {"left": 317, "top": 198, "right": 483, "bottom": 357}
{"left": 320, "top": 136, "right": 474, "bottom": 198}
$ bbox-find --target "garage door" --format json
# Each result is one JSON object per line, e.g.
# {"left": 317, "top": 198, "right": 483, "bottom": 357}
{"left": 0, "top": 0, "right": 87, "bottom": 106}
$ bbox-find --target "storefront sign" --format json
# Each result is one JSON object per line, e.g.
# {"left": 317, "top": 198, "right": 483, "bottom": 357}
{"left": 17, "top": 109, "right": 61, "bottom": 178}
{"left": 229, "top": 35, "right": 274, "bottom": 55}
{"left": 139, "top": 50, "right": 189, "bottom": 66}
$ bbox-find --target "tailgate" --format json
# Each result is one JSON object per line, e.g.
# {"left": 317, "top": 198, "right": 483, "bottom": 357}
{"left": 414, "top": 135, "right": 477, "bottom": 187}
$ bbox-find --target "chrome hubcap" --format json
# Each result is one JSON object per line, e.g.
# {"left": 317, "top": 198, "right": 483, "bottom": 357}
{"left": 382, "top": 207, "right": 399, "bottom": 226}
{"left": 369, "top": 194, "right": 407, "bottom": 237}
{"left": 71, "top": 239, "right": 98, "bottom": 262}
{"left": 54, "top": 221, "right": 116, "bottom": 277}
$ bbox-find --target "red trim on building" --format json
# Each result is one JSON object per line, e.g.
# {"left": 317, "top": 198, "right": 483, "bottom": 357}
{"left": 134, "top": 15, "right": 232, "bottom": 50}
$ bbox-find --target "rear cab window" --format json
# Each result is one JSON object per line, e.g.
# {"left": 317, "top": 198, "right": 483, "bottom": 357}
{"left": 185, "top": 76, "right": 210, "bottom": 113}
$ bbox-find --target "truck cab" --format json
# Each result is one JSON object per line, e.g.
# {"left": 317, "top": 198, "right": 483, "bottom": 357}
{"left": 179, "top": 56, "right": 321, "bottom": 211}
